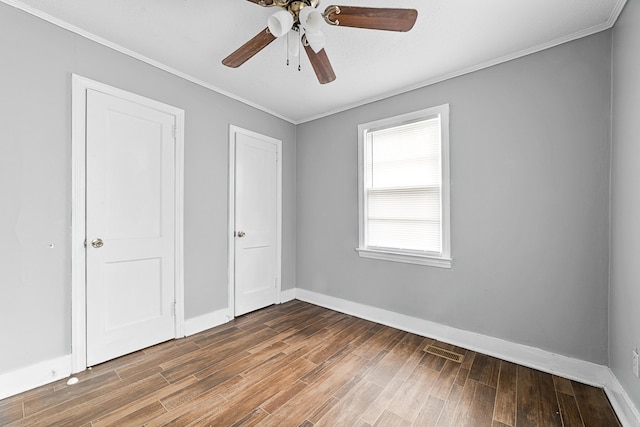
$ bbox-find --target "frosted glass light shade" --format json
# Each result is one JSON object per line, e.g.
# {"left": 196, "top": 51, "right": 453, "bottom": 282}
{"left": 299, "top": 7, "right": 323, "bottom": 33}
{"left": 305, "top": 30, "right": 326, "bottom": 53}
{"left": 268, "top": 10, "right": 294, "bottom": 37}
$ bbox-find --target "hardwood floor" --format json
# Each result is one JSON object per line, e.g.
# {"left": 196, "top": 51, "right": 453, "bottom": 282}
{"left": 0, "top": 301, "right": 621, "bottom": 426}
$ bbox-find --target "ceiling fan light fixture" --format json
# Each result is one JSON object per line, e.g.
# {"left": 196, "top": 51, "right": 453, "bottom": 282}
{"left": 304, "top": 30, "right": 326, "bottom": 53}
{"left": 227, "top": 2, "right": 419, "bottom": 84}
{"left": 299, "top": 7, "right": 324, "bottom": 33}
{"left": 267, "top": 10, "right": 294, "bottom": 37}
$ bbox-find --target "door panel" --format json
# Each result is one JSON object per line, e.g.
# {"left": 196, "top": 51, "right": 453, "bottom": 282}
{"left": 86, "top": 89, "right": 176, "bottom": 366}
{"left": 234, "top": 132, "right": 278, "bottom": 316}
{"left": 105, "top": 110, "right": 163, "bottom": 239}
{"left": 104, "top": 258, "right": 162, "bottom": 328}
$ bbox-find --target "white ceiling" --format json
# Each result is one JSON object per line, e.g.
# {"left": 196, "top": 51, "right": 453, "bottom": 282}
{"left": 7, "top": 0, "right": 626, "bottom": 123}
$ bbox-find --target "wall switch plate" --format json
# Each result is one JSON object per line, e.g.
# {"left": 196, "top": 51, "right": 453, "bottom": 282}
{"left": 633, "top": 348, "right": 639, "bottom": 378}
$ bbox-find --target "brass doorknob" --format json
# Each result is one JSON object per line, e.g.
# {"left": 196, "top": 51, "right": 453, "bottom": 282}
{"left": 237, "top": 231, "right": 246, "bottom": 238}
{"left": 91, "top": 238, "right": 104, "bottom": 248}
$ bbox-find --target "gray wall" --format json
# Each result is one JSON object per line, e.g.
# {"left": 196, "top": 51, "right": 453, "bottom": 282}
{"left": 0, "top": 3, "right": 296, "bottom": 373}
{"left": 611, "top": 0, "right": 640, "bottom": 408}
{"left": 296, "top": 32, "right": 612, "bottom": 364}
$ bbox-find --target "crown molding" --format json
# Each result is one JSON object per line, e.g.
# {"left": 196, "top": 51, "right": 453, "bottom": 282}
{"left": 0, "top": 0, "right": 294, "bottom": 124}
{"left": 294, "top": 0, "right": 628, "bottom": 124}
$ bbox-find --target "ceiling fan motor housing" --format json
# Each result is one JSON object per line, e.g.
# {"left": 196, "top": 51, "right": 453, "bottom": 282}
{"left": 289, "top": 1, "right": 321, "bottom": 22}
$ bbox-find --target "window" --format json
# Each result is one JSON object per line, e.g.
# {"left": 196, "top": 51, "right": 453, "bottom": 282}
{"left": 357, "top": 104, "right": 451, "bottom": 268}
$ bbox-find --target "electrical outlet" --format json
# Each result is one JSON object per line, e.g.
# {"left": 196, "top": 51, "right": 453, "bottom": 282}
{"left": 633, "top": 348, "right": 639, "bottom": 378}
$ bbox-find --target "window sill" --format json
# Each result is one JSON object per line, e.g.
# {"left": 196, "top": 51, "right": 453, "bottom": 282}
{"left": 356, "top": 248, "right": 452, "bottom": 268}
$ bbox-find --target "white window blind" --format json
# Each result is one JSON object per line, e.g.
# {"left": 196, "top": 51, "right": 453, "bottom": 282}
{"left": 364, "top": 118, "right": 443, "bottom": 253}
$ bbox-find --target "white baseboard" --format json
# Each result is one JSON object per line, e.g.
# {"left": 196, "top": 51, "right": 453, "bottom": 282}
{"left": 184, "top": 307, "right": 232, "bottom": 337}
{"left": 184, "top": 292, "right": 297, "bottom": 337}
{"left": 280, "top": 288, "right": 296, "bottom": 303}
{"left": 603, "top": 369, "right": 640, "bottom": 427}
{"left": 0, "top": 309, "right": 231, "bottom": 401}
{"left": 294, "top": 288, "right": 640, "bottom": 426}
{"left": 0, "top": 354, "right": 72, "bottom": 400}
{"left": 295, "top": 288, "right": 607, "bottom": 386}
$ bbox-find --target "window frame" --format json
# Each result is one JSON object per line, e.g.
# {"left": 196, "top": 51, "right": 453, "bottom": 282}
{"left": 356, "top": 104, "right": 452, "bottom": 268}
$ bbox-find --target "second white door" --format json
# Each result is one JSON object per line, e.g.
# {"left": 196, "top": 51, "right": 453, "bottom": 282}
{"left": 233, "top": 128, "right": 280, "bottom": 316}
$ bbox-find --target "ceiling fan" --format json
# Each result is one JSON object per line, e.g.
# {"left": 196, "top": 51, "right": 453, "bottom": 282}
{"left": 222, "top": 0, "right": 418, "bottom": 84}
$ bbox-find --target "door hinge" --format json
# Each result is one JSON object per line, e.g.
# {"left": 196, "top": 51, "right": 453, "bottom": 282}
{"left": 83, "top": 239, "right": 87, "bottom": 248}
{"left": 172, "top": 300, "right": 177, "bottom": 316}
{"left": 173, "top": 126, "right": 177, "bottom": 139}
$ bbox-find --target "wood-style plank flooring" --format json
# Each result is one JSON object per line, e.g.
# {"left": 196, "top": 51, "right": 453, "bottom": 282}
{"left": 0, "top": 300, "right": 621, "bottom": 426}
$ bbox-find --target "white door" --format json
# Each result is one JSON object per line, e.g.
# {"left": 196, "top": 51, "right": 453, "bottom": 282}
{"left": 234, "top": 130, "right": 279, "bottom": 316}
{"left": 85, "top": 89, "right": 177, "bottom": 366}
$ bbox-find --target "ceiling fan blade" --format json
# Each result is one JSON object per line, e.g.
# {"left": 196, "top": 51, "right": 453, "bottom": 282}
{"left": 222, "top": 28, "right": 277, "bottom": 68}
{"left": 245, "top": 0, "right": 274, "bottom": 5}
{"left": 324, "top": 6, "right": 418, "bottom": 32}
{"left": 304, "top": 44, "right": 336, "bottom": 85}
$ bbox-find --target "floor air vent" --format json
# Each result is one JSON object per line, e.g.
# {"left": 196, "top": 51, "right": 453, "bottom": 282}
{"left": 424, "top": 345, "right": 465, "bottom": 363}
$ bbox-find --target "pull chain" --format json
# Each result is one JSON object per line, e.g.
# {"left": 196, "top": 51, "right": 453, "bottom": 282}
{"left": 298, "top": 34, "right": 302, "bottom": 71}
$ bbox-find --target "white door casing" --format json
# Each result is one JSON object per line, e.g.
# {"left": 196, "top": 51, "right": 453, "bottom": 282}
{"left": 228, "top": 126, "right": 282, "bottom": 317}
{"left": 72, "top": 75, "right": 184, "bottom": 372}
